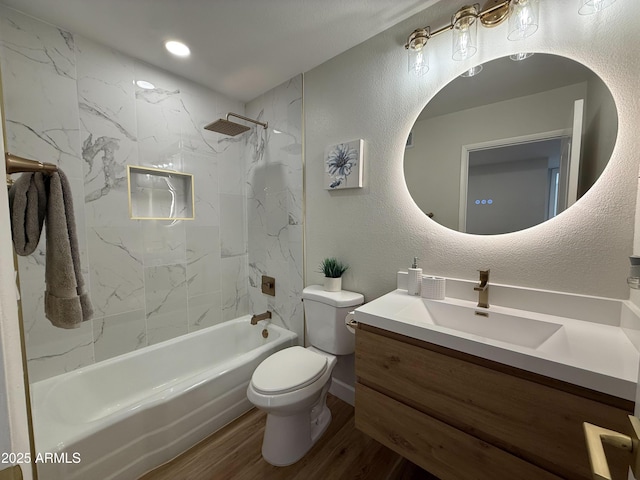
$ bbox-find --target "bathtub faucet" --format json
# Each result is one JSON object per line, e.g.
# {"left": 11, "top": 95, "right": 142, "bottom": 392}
{"left": 251, "top": 311, "right": 272, "bottom": 325}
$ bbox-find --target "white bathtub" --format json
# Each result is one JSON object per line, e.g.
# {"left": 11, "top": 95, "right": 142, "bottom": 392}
{"left": 30, "top": 316, "right": 297, "bottom": 480}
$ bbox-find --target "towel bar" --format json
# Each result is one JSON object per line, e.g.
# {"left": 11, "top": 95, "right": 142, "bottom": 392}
{"left": 5, "top": 152, "right": 58, "bottom": 175}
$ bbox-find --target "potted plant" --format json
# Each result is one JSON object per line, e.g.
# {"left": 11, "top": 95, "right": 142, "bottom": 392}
{"left": 319, "top": 257, "right": 349, "bottom": 292}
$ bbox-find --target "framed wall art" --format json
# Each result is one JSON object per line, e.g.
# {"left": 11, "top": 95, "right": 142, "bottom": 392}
{"left": 324, "top": 139, "right": 363, "bottom": 190}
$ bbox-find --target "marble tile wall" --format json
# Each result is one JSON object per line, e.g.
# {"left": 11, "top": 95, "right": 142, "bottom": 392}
{"left": 0, "top": 6, "right": 256, "bottom": 382}
{"left": 245, "top": 77, "right": 304, "bottom": 343}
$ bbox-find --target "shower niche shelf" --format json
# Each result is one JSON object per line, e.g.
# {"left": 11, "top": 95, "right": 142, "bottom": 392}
{"left": 127, "top": 165, "right": 195, "bottom": 220}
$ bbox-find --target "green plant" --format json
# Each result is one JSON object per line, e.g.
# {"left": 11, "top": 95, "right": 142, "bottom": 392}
{"left": 319, "top": 257, "right": 349, "bottom": 278}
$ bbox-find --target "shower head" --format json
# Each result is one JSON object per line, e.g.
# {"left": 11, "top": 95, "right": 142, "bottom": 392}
{"left": 205, "top": 119, "right": 250, "bottom": 136}
{"left": 204, "top": 112, "right": 268, "bottom": 137}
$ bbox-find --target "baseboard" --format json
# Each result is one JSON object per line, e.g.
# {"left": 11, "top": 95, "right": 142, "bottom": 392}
{"left": 0, "top": 465, "right": 22, "bottom": 480}
{"left": 329, "top": 377, "right": 354, "bottom": 406}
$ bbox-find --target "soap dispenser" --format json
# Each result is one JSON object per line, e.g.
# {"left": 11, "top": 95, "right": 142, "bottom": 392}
{"left": 408, "top": 257, "right": 422, "bottom": 296}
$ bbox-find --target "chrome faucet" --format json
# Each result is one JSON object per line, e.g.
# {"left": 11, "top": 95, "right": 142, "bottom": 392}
{"left": 251, "top": 311, "right": 272, "bottom": 325}
{"left": 474, "top": 269, "right": 490, "bottom": 308}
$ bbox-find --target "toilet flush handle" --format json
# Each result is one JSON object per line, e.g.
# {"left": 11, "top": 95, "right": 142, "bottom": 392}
{"left": 345, "top": 311, "right": 358, "bottom": 333}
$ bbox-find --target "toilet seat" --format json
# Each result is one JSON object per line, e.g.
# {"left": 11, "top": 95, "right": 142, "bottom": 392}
{"left": 251, "top": 346, "right": 327, "bottom": 395}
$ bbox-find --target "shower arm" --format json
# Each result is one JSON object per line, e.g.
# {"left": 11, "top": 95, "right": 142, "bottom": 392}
{"left": 227, "top": 113, "right": 268, "bottom": 130}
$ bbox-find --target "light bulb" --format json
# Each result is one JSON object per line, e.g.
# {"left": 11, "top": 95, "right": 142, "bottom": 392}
{"left": 459, "top": 29, "right": 470, "bottom": 57}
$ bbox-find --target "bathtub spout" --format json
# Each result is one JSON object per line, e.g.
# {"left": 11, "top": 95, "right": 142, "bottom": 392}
{"left": 251, "top": 311, "right": 272, "bottom": 325}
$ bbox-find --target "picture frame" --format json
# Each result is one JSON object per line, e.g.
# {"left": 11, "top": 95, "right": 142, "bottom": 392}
{"left": 324, "top": 139, "right": 363, "bottom": 190}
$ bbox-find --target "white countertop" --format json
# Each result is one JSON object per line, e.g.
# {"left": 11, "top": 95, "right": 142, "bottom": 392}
{"left": 355, "top": 289, "right": 639, "bottom": 401}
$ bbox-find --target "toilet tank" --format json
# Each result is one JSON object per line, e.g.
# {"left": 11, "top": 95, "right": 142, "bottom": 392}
{"left": 302, "top": 285, "right": 364, "bottom": 355}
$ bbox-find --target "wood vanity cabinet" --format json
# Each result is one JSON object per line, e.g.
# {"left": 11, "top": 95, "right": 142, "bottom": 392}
{"left": 355, "top": 324, "right": 634, "bottom": 480}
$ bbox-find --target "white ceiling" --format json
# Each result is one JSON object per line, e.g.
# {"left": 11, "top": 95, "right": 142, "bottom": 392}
{"left": 0, "top": 0, "right": 439, "bottom": 102}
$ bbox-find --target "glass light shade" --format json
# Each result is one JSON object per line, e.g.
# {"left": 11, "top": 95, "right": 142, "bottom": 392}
{"left": 510, "top": 52, "right": 534, "bottom": 61}
{"left": 579, "top": 0, "right": 617, "bottom": 14}
{"left": 507, "top": 0, "right": 539, "bottom": 41}
{"left": 460, "top": 64, "right": 483, "bottom": 77}
{"left": 408, "top": 45, "right": 429, "bottom": 76}
{"left": 452, "top": 12, "right": 478, "bottom": 61}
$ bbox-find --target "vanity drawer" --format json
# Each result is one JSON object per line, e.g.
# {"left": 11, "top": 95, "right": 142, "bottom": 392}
{"left": 356, "top": 383, "right": 562, "bottom": 480}
{"left": 356, "top": 326, "right": 633, "bottom": 480}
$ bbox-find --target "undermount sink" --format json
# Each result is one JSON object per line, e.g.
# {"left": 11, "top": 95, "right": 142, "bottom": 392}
{"left": 396, "top": 299, "right": 563, "bottom": 349}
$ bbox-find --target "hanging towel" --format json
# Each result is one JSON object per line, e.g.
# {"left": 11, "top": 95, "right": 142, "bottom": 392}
{"left": 9, "top": 170, "right": 93, "bottom": 328}
{"left": 8, "top": 172, "right": 47, "bottom": 255}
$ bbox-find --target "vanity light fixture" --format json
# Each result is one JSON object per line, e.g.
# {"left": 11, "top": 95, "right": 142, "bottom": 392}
{"left": 165, "top": 40, "right": 191, "bottom": 57}
{"left": 579, "top": 0, "right": 617, "bottom": 14}
{"left": 405, "top": 0, "right": 539, "bottom": 76}
{"left": 407, "top": 28, "right": 430, "bottom": 76}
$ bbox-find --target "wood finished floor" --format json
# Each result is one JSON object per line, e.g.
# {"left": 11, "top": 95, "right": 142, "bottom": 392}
{"left": 141, "top": 394, "right": 437, "bottom": 480}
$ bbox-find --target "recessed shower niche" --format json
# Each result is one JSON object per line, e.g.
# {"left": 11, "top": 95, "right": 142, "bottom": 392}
{"left": 127, "top": 165, "right": 195, "bottom": 220}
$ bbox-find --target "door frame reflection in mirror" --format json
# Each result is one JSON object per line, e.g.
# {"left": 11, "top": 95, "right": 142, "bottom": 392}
{"left": 459, "top": 130, "right": 571, "bottom": 234}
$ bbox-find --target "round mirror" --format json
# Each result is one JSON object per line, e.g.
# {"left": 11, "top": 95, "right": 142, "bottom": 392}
{"left": 404, "top": 54, "right": 617, "bottom": 235}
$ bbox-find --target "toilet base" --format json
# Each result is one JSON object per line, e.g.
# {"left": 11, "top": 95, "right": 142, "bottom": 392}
{"left": 261, "top": 403, "right": 332, "bottom": 466}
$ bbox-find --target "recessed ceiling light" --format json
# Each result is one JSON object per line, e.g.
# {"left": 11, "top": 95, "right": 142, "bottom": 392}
{"left": 165, "top": 40, "right": 190, "bottom": 57}
{"left": 135, "top": 80, "right": 155, "bottom": 90}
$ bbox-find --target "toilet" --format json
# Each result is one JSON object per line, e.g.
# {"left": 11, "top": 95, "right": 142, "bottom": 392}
{"left": 246, "top": 285, "right": 364, "bottom": 466}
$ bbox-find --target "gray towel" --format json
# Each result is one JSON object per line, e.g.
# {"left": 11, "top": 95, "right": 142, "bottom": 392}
{"left": 9, "top": 170, "right": 93, "bottom": 329}
{"left": 8, "top": 172, "right": 47, "bottom": 255}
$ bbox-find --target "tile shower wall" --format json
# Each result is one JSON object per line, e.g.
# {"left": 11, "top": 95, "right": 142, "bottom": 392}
{"left": 0, "top": 6, "right": 251, "bottom": 382}
{"left": 245, "top": 77, "right": 304, "bottom": 343}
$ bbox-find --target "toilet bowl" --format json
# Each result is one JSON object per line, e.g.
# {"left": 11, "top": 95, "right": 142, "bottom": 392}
{"left": 247, "top": 285, "right": 363, "bottom": 466}
{"left": 247, "top": 346, "right": 337, "bottom": 466}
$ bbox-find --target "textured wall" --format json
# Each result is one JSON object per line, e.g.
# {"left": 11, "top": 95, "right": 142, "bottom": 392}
{"left": 0, "top": 6, "right": 248, "bottom": 382}
{"left": 305, "top": 0, "right": 639, "bottom": 301}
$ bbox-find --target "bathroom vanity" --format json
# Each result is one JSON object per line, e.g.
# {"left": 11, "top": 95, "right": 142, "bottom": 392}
{"left": 354, "top": 279, "right": 640, "bottom": 480}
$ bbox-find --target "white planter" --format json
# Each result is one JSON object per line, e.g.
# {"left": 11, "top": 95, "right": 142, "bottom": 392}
{"left": 323, "top": 277, "right": 342, "bottom": 292}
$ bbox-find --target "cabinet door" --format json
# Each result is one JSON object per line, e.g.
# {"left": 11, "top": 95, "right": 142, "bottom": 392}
{"left": 356, "top": 383, "right": 562, "bottom": 480}
{"left": 583, "top": 354, "right": 640, "bottom": 479}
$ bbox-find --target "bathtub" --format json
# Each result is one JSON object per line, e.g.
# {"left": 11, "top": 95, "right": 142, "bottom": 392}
{"left": 30, "top": 316, "right": 297, "bottom": 480}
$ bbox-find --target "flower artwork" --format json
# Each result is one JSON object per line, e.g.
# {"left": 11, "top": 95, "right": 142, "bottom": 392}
{"left": 324, "top": 139, "right": 363, "bottom": 190}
